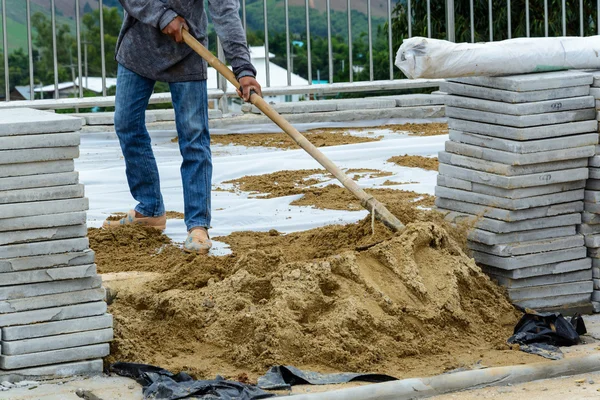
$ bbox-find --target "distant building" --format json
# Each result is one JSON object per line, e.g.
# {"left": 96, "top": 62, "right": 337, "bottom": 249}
{"left": 15, "top": 77, "right": 118, "bottom": 100}
{"left": 207, "top": 45, "right": 309, "bottom": 110}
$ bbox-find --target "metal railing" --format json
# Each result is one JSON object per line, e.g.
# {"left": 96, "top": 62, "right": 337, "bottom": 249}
{"left": 0, "top": 0, "right": 598, "bottom": 110}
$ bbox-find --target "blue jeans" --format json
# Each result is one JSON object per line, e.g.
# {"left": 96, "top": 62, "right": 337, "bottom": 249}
{"left": 114, "top": 64, "right": 212, "bottom": 231}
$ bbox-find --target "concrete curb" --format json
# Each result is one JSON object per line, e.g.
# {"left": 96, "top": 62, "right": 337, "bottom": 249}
{"left": 287, "top": 354, "right": 600, "bottom": 399}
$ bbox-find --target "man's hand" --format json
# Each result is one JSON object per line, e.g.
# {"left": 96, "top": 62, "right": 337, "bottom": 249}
{"left": 162, "top": 16, "right": 189, "bottom": 43}
{"left": 237, "top": 77, "right": 262, "bottom": 102}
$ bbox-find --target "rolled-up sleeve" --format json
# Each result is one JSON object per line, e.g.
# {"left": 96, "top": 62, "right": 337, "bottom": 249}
{"left": 119, "top": 0, "right": 178, "bottom": 30}
{"left": 208, "top": 0, "right": 257, "bottom": 80}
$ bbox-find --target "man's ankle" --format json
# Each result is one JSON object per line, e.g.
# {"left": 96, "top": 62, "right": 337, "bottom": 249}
{"left": 134, "top": 211, "right": 146, "bottom": 218}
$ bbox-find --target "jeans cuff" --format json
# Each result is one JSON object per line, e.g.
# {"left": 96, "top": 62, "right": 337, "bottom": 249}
{"left": 135, "top": 204, "right": 165, "bottom": 218}
{"left": 186, "top": 222, "right": 210, "bottom": 232}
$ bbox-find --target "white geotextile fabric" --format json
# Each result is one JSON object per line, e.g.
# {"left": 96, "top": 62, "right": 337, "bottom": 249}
{"left": 396, "top": 36, "right": 600, "bottom": 79}
{"left": 77, "top": 121, "right": 445, "bottom": 252}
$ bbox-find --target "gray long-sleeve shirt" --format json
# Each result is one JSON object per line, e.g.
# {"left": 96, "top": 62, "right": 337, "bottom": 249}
{"left": 116, "top": 0, "right": 256, "bottom": 82}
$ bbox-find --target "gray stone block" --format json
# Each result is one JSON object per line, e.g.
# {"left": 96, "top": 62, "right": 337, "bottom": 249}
{"left": 435, "top": 197, "right": 582, "bottom": 222}
{"left": 2, "top": 314, "right": 112, "bottom": 341}
{"left": 437, "top": 175, "right": 585, "bottom": 199}
{"left": 0, "top": 171, "right": 78, "bottom": 192}
{"left": 439, "top": 154, "right": 588, "bottom": 175}
{"left": 472, "top": 247, "right": 586, "bottom": 269}
{"left": 445, "top": 95, "right": 595, "bottom": 115}
{"left": 0, "top": 276, "right": 101, "bottom": 301}
{"left": 516, "top": 293, "right": 591, "bottom": 309}
{"left": 450, "top": 71, "right": 593, "bottom": 91}
{"left": 448, "top": 119, "right": 597, "bottom": 140}
{"left": 78, "top": 111, "right": 156, "bottom": 126}
{"left": 587, "top": 179, "right": 600, "bottom": 190}
{"left": 0, "top": 160, "right": 74, "bottom": 179}
{"left": 2, "top": 328, "right": 113, "bottom": 356}
{"left": 0, "top": 147, "right": 79, "bottom": 165}
{"left": 481, "top": 258, "right": 590, "bottom": 279}
{"left": 0, "top": 289, "right": 105, "bottom": 314}
{"left": 0, "top": 198, "right": 88, "bottom": 220}
{"left": 488, "top": 269, "right": 592, "bottom": 288}
{"left": 0, "top": 237, "right": 89, "bottom": 259}
{"left": 446, "top": 106, "right": 596, "bottom": 128}
{"left": 468, "top": 226, "right": 576, "bottom": 245}
{"left": 0, "top": 185, "right": 84, "bottom": 205}
{"left": 590, "top": 156, "right": 600, "bottom": 167}
{"left": 584, "top": 191, "right": 600, "bottom": 203}
{"left": 594, "top": 266, "right": 600, "bottom": 278}
{"left": 585, "top": 234, "right": 600, "bottom": 248}
{"left": 336, "top": 98, "right": 397, "bottom": 111}
{"left": 435, "top": 185, "right": 584, "bottom": 210}
{"left": 448, "top": 130, "right": 598, "bottom": 154}
{"left": 251, "top": 100, "right": 337, "bottom": 114}
{"left": 0, "top": 212, "right": 87, "bottom": 233}
{"left": 441, "top": 210, "right": 581, "bottom": 233}
{"left": 592, "top": 87, "right": 600, "bottom": 98}
{"left": 0, "top": 132, "right": 80, "bottom": 150}
{"left": 441, "top": 81, "right": 590, "bottom": 103}
{"left": 0, "top": 265, "right": 96, "bottom": 287}
{"left": 508, "top": 281, "right": 593, "bottom": 301}
{"left": 445, "top": 141, "right": 595, "bottom": 166}
{"left": 594, "top": 258, "right": 600, "bottom": 268}
{"left": 586, "top": 202, "right": 600, "bottom": 213}
{"left": 0, "top": 359, "right": 102, "bottom": 383}
{"left": 595, "top": 278, "right": 600, "bottom": 290}
{"left": 0, "top": 249, "right": 94, "bottom": 273}
{"left": 582, "top": 212, "right": 600, "bottom": 224}
{"left": 147, "top": 109, "right": 175, "bottom": 121}
{"left": 0, "top": 225, "right": 87, "bottom": 246}
{"left": 589, "top": 247, "right": 600, "bottom": 258}
{"left": 0, "top": 301, "right": 106, "bottom": 327}
{"left": 0, "top": 109, "right": 81, "bottom": 136}
{"left": 375, "top": 94, "right": 446, "bottom": 107}
{"left": 0, "top": 343, "right": 109, "bottom": 369}
{"left": 469, "top": 235, "right": 584, "bottom": 256}
{"left": 590, "top": 168, "right": 600, "bottom": 179}
{"left": 438, "top": 165, "right": 588, "bottom": 189}
{"left": 593, "top": 301, "right": 600, "bottom": 313}
{"left": 593, "top": 291, "right": 600, "bottom": 302}
{"left": 578, "top": 224, "right": 600, "bottom": 235}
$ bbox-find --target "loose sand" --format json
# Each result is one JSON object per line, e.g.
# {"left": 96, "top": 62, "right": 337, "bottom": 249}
{"left": 388, "top": 155, "right": 440, "bottom": 171}
{"left": 92, "top": 202, "right": 539, "bottom": 383}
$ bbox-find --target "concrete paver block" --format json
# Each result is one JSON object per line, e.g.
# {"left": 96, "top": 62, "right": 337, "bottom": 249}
{"left": 591, "top": 87, "right": 600, "bottom": 98}
{"left": 0, "top": 343, "right": 109, "bottom": 370}
{"left": 445, "top": 141, "right": 595, "bottom": 166}
{"left": 468, "top": 226, "right": 576, "bottom": 245}
{"left": 450, "top": 71, "right": 593, "bottom": 91}
{"left": 435, "top": 197, "right": 582, "bottom": 222}
{"left": 438, "top": 165, "right": 588, "bottom": 189}
{"left": 586, "top": 202, "right": 600, "bottom": 213}
{"left": 2, "top": 314, "right": 112, "bottom": 341}
{"left": 0, "top": 225, "right": 87, "bottom": 246}
{"left": 251, "top": 100, "right": 338, "bottom": 114}
{"left": 441, "top": 81, "right": 590, "bottom": 103}
{"left": 584, "top": 191, "right": 600, "bottom": 203}
{"left": 0, "top": 359, "right": 102, "bottom": 383}
{"left": 448, "top": 119, "right": 597, "bottom": 141}
{"left": 508, "top": 281, "right": 593, "bottom": 301}
{"left": 0, "top": 237, "right": 89, "bottom": 260}
{"left": 582, "top": 212, "right": 600, "bottom": 224}
{"left": 0, "top": 250, "right": 94, "bottom": 273}
{"left": 585, "top": 234, "right": 600, "bottom": 248}
{"left": 335, "top": 98, "right": 397, "bottom": 111}
{"left": 435, "top": 185, "right": 584, "bottom": 210}
{"left": 0, "top": 132, "right": 79, "bottom": 151}
{"left": 0, "top": 161, "right": 74, "bottom": 179}
{"left": 448, "top": 130, "right": 599, "bottom": 154}
{"left": 0, "top": 147, "right": 79, "bottom": 165}
{"left": 0, "top": 301, "right": 106, "bottom": 328}
{"left": 441, "top": 210, "right": 581, "bottom": 233}
{"left": 375, "top": 94, "right": 446, "bottom": 107}
{"left": 437, "top": 175, "right": 585, "bottom": 199}
{"left": 445, "top": 94, "right": 595, "bottom": 115}
{"left": 472, "top": 247, "right": 587, "bottom": 269}
{"left": 516, "top": 293, "right": 591, "bottom": 309}
{"left": 1, "top": 329, "right": 113, "bottom": 356}
{"left": 0, "top": 289, "right": 105, "bottom": 315}
{"left": 0, "top": 198, "right": 88, "bottom": 220}
{"left": 0, "top": 172, "right": 79, "bottom": 192}
{"left": 594, "top": 266, "right": 600, "bottom": 278}
{"left": 482, "top": 258, "right": 591, "bottom": 279}
{"left": 589, "top": 168, "right": 600, "bottom": 179}
{"left": 0, "top": 185, "right": 84, "bottom": 205}
{"left": 590, "top": 156, "right": 600, "bottom": 168}
{"left": 0, "top": 276, "right": 101, "bottom": 301}
{"left": 488, "top": 269, "right": 592, "bottom": 288}
{"left": 146, "top": 109, "right": 175, "bottom": 121}
{"left": 0, "top": 109, "right": 81, "bottom": 137}
{"left": 578, "top": 224, "right": 600, "bottom": 235}
{"left": 446, "top": 106, "right": 596, "bottom": 128}
{"left": 0, "top": 265, "right": 96, "bottom": 287}
{"left": 587, "top": 179, "right": 600, "bottom": 190}
{"left": 469, "top": 235, "right": 584, "bottom": 257}
{"left": 0, "top": 212, "right": 87, "bottom": 233}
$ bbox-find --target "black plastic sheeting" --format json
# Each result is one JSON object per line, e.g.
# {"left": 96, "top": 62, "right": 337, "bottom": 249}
{"left": 110, "top": 363, "right": 275, "bottom": 400}
{"left": 257, "top": 365, "right": 397, "bottom": 391}
{"left": 507, "top": 311, "right": 587, "bottom": 360}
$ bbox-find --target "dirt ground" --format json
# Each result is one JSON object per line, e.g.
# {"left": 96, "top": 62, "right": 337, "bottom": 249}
{"left": 388, "top": 155, "right": 440, "bottom": 171}
{"left": 91, "top": 198, "right": 542, "bottom": 383}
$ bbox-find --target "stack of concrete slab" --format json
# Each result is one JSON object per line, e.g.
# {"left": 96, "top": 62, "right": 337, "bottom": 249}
{"left": 0, "top": 108, "right": 111, "bottom": 381}
{"left": 436, "top": 71, "right": 598, "bottom": 312}
{"left": 582, "top": 71, "right": 600, "bottom": 311}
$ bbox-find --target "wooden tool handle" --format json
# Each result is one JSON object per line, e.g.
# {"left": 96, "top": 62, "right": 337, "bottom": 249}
{"left": 182, "top": 30, "right": 405, "bottom": 233}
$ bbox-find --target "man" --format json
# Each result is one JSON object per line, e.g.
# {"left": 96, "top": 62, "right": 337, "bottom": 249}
{"left": 103, "top": 0, "right": 261, "bottom": 255}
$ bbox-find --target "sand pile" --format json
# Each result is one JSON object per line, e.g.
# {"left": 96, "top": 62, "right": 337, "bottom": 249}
{"left": 91, "top": 203, "right": 528, "bottom": 380}
{"left": 387, "top": 155, "right": 440, "bottom": 171}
